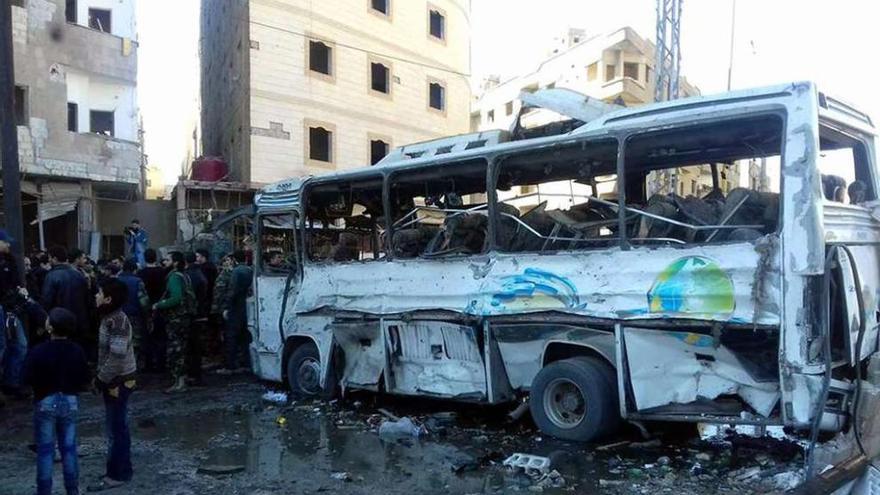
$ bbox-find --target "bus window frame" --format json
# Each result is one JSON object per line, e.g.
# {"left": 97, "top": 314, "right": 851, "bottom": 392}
{"left": 255, "top": 210, "right": 301, "bottom": 279}
{"left": 817, "top": 120, "right": 877, "bottom": 204}
{"left": 386, "top": 157, "right": 492, "bottom": 260}
{"left": 302, "top": 173, "right": 388, "bottom": 265}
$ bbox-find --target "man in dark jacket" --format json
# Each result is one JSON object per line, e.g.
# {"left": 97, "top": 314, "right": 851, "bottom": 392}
{"left": 41, "top": 246, "right": 90, "bottom": 344}
{"left": 118, "top": 260, "right": 149, "bottom": 370}
{"left": 218, "top": 250, "right": 253, "bottom": 374}
{"left": 0, "top": 230, "right": 28, "bottom": 400}
{"left": 185, "top": 253, "right": 209, "bottom": 384}
{"left": 137, "top": 248, "right": 168, "bottom": 372}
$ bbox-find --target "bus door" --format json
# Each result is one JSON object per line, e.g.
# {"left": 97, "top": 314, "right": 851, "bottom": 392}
{"left": 254, "top": 212, "right": 301, "bottom": 355}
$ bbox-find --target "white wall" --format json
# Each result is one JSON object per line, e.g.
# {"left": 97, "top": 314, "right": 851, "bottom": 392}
{"left": 66, "top": 69, "right": 138, "bottom": 141}
{"left": 75, "top": 0, "right": 137, "bottom": 40}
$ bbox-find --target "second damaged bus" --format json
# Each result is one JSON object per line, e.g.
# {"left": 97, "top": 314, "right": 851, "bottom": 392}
{"left": 245, "top": 82, "right": 880, "bottom": 445}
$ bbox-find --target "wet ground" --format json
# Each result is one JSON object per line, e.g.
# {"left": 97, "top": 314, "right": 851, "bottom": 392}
{"left": 0, "top": 374, "right": 805, "bottom": 494}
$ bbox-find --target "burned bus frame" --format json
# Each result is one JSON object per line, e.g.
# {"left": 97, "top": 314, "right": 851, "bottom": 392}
{"left": 249, "top": 82, "right": 880, "bottom": 453}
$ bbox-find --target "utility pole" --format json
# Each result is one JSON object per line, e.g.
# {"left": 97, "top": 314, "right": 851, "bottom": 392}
{"left": 0, "top": 0, "right": 26, "bottom": 283}
{"left": 727, "top": 0, "right": 737, "bottom": 91}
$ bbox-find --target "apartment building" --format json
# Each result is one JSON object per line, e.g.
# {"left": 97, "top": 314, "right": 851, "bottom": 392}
{"left": 10, "top": 0, "right": 142, "bottom": 252}
{"left": 200, "top": 0, "right": 472, "bottom": 187}
{"left": 473, "top": 27, "right": 739, "bottom": 201}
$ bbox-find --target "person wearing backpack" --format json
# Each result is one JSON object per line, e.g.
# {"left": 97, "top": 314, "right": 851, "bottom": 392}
{"left": 153, "top": 252, "right": 195, "bottom": 393}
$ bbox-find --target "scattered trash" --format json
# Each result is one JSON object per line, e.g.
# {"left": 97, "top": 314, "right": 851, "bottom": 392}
{"left": 275, "top": 416, "right": 287, "bottom": 426}
{"left": 771, "top": 470, "right": 804, "bottom": 491}
{"left": 503, "top": 453, "right": 551, "bottom": 476}
{"left": 197, "top": 464, "right": 246, "bottom": 475}
{"left": 535, "top": 470, "right": 566, "bottom": 489}
{"left": 596, "top": 440, "right": 630, "bottom": 451}
{"left": 657, "top": 456, "right": 671, "bottom": 466}
{"left": 599, "top": 479, "right": 624, "bottom": 487}
{"left": 378, "top": 408, "right": 401, "bottom": 421}
{"left": 378, "top": 417, "right": 424, "bottom": 439}
{"left": 262, "top": 391, "right": 288, "bottom": 404}
{"left": 732, "top": 466, "right": 762, "bottom": 482}
{"left": 695, "top": 452, "right": 712, "bottom": 462}
{"left": 330, "top": 472, "right": 352, "bottom": 482}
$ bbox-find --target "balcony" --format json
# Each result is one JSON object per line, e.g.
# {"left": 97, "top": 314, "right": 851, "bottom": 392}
{"left": 61, "top": 23, "right": 138, "bottom": 84}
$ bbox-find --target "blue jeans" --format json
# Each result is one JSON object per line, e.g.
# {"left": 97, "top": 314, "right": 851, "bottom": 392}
{"left": 34, "top": 393, "right": 80, "bottom": 495}
{"left": 0, "top": 307, "right": 27, "bottom": 389}
{"left": 103, "top": 384, "right": 133, "bottom": 482}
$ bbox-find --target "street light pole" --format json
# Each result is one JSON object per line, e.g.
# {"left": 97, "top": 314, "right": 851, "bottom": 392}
{"left": 727, "top": 0, "right": 737, "bottom": 91}
{"left": 0, "top": 0, "right": 26, "bottom": 283}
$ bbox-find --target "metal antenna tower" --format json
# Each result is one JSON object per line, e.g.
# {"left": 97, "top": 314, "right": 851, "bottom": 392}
{"left": 654, "top": 0, "right": 682, "bottom": 102}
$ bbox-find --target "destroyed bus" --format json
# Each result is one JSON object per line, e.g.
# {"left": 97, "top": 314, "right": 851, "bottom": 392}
{"left": 246, "top": 81, "right": 880, "bottom": 445}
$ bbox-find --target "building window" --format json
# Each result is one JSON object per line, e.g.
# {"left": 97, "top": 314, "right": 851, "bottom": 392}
{"left": 65, "top": 0, "right": 77, "bottom": 23}
{"left": 487, "top": 109, "right": 495, "bottom": 123}
{"left": 13, "top": 86, "right": 27, "bottom": 126}
{"left": 90, "top": 110, "right": 114, "bottom": 137}
{"left": 371, "top": 0, "right": 389, "bottom": 15}
{"left": 587, "top": 62, "right": 598, "bottom": 81}
{"left": 605, "top": 64, "right": 616, "bottom": 82}
{"left": 309, "top": 40, "right": 332, "bottom": 76}
{"left": 428, "top": 7, "right": 445, "bottom": 40}
{"left": 67, "top": 103, "right": 78, "bottom": 132}
{"left": 370, "top": 139, "right": 389, "bottom": 165}
{"left": 505, "top": 101, "right": 514, "bottom": 116}
{"left": 88, "top": 8, "right": 111, "bottom": 33}
{"left": 624, "top": 62, "right": 639, "bottom": 80}
{"left": 371, "top": 62, "right": 390, "bottom": 94}
{"left": 309, "top": 126, "right": 332, "bottom": 163}
{"left": 428, "top": 81, "right": 445, "bottom": 111}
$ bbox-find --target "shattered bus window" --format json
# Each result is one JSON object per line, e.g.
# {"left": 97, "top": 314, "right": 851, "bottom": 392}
{"left": 258, "top": 213, "right": 298, "bottom": 276}
{"left": 305, "top": 177, "right": 385, "bottom": 262}
{"left": 494, "top": 138, "right": 620, "bottom": 252}
{"left": 818, "top": 124, "right": 875, "bottom": 204}
{"left": 389, "top": 159, "right": 488, "bottom": 258}
{"left": 623, "top": 115, "right": 784, "bottom": 245}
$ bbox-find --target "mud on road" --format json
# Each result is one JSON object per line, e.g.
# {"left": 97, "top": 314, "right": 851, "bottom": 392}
{"left": 0, "top": 375, "right": 804, "bottom": 494}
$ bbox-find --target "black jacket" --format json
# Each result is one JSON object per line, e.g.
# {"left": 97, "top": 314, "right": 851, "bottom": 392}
{"left": 185, "top": 266, "right": 209, "bottom": 318}
{"left": 41, "top": 264, "right": 90, "bottom": 335}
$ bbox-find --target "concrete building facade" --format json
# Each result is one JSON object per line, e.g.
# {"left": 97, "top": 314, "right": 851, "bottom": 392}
{"left": 201, "top": 0, "right": 472, "bottom": 187}
{"left": 10, "top": 0, "right": 142, "bottom": 253}
{"left": 473, "top": 27, "right": 739, "bottom": 201}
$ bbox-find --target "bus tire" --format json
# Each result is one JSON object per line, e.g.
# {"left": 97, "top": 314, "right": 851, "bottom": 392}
{"left": 287, "top": 343, "right": 323, "bottom": 398}
{"left": 529, "top": 357, "right": 619, "bottom": 442}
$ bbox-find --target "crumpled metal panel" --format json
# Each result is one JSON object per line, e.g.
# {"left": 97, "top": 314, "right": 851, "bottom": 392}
{"left": 295, "top": 241, "right": 781, "bottom": 326}
{"left": 624, "top": 328, "right": 781, "bottom": 416}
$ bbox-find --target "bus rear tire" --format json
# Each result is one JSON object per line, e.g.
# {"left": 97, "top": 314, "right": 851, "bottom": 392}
{"left": 529, "top": 357, "right": 619, "bottom": 442}
{"left": 287, "top": 343, "right": 324, "bottom": 398}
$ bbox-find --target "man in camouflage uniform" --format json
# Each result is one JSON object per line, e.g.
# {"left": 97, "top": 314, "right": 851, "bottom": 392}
{"left": 208, "top": 256, "right": 232, "bottom": 359}
{"left": 153, "top": 252, "right": 194, "bottom": 393}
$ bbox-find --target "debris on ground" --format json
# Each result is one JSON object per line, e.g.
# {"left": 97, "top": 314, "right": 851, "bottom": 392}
{"left": 378, "top": 416, "right": 425, "bottom": 439}
{"left": 331, "top": 472, "right": 353, "bottom": 482}
{"left": 535, "top": 469, "right": 566, "bottom": 489}
{"left": 261, "top": 391, "right": 289, "bottom": 404}
{"left": 503, "top": 453, "right": 551, "bottom": 475}
{"left": 197, "top": 464, "right": 246, "bottom": 475}
{"left": 596, "top": 440, "right": 630, "bottom": 451}
{"left": 771, "top": 470, "right": 804, "bottom": 491}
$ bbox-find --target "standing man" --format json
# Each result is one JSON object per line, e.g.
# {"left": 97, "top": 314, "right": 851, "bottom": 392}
{"left": 137, "top": 249, "right": 167, "bottom": 372}
{"left": 124, "top": 220, "right": 148, "bottom": 268}
{"left": 154, "top": 252, "right": 194, "bottom": 393}
{"left": 23, "top": 308, "right": 90, "bottom": 495}
{"left": 0, "top": 230, "right": 28, "bottom": 400}
{"left": 91, "top": 278, "right": 136, "bottom": 491}
{"left": 41, "top": 246, "right": 90, "bottom": 349}
{"left": 118, "top": 260, "right": 150, "bottom": 371}
{"left": 218, "top": 251, "right": 253, "bottom": 374}
{"left": 184, "top": 253, "right": 208, "bottom": 386}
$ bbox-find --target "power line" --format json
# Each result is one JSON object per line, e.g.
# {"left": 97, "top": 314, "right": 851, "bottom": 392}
{"left": 247, "top": 19, "right": 472, "bottom": 78}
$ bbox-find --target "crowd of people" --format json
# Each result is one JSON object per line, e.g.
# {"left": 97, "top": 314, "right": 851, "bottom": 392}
{"left": 0, "top": 221, "right": 255, "bottom": 494}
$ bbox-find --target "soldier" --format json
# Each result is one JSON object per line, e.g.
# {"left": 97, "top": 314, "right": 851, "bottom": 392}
{"left": 153, "top": 252, "right": 195, "bottom": 393}
{"left": 209, "top": 255, "right": 233, "bottom": 362}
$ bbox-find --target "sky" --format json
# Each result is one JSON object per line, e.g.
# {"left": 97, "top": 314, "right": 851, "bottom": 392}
{"left": 138, "top": 0, "right": 880, "bottom": 186}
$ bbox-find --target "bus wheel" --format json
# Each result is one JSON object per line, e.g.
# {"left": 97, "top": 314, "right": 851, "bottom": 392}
{"left": 529, "top": 357, "right": 619, "bottom": 442}
{"left": 287, "top": 343, "right": 323, "bottom": 398}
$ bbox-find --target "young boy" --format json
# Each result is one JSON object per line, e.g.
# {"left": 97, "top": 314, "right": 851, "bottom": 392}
{"left": 89, "top": 278, "right": 136, "bottom": 491}
{"left": 23, "top": 308, "right": 90, "bottom": 495}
